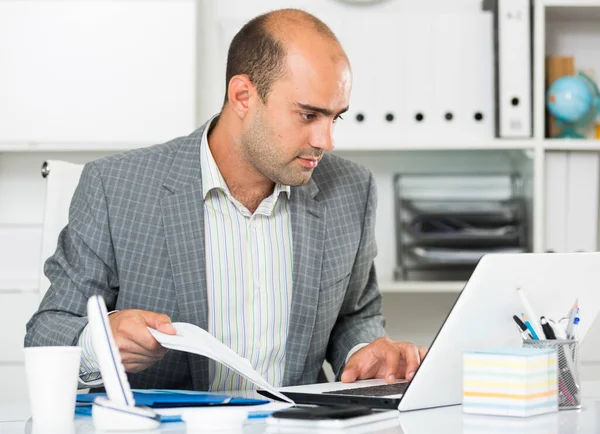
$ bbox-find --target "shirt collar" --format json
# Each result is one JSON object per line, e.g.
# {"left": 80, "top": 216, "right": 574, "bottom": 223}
{"left": 200, "top": 116, "right": 291, "bottom": 200}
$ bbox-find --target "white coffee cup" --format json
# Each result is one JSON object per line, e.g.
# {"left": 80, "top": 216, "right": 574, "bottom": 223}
{"left": 23, "top": 346, "right": 81, "bottom": 427}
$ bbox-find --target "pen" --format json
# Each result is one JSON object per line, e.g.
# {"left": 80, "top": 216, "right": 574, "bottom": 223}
{"left": 566, "top": 299, "right": 579, "bottom": 339}
{"left": 571, "top": 311, "right": 580, "bottom": 340}
{"left": 516, "top": 287, "right": 543, "bottom": 339}
{"left": 540, "top": 316, "right": 556, "bottom": 340}
{"left": 521, "top": 314, "right": 540, "bottom": 340}
{"left": 548, "top": 319, "right": 566, "bottom": 340}
{"left": 512, "top": 315, "right": 533, "bottom": 340}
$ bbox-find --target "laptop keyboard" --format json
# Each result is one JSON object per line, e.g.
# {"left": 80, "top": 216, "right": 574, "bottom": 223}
{"left": 323, "top": 382, "right": 409, "bottom": 397}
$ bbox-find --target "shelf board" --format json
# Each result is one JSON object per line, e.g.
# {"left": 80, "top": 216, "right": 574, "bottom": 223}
{"left": 6, "top": 138, "right": 587, "bottom": 153}
{"left": 545, "top": 0, "right": 600, "bottom": 20}
{"left": 543, "top": 139, "right": 600, "bottom": 151}
{"left": 336, "top": 139, "right": 536, "bottom": 152}
{"left": 0, "top": 139, "right": 539, "bottom": 153}
{"left": 544, "top": 0, "right": 600, "bottom": 6}
{"left": 380, "top": 281, "right": 464, "bottom": 294}
{"left": 0, "top": 142, "right": 147, "bottom": 152}
{"left": 0, "top": 279, "right": 38, "bottom": 293}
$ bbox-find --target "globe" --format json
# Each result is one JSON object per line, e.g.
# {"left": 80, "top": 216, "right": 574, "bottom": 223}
{"left": 546, "top": 72, "right": 600, "bottom": 138}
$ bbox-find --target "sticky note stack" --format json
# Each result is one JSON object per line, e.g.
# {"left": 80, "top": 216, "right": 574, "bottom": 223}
{"left": 463, "top": 347, "right": 558, "bottom": 417}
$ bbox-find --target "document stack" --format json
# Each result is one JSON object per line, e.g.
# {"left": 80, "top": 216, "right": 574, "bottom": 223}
{"left": 394, "top": 173, "right": 528, "bottom": 281}
{"left": 463, "top": 347, "right": 558, "bottom": 417}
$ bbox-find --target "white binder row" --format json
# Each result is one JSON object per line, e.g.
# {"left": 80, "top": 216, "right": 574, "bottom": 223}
{"left": 217, "top": 12, "right": 495, "bottom": 147}
{"left": 216, "top": 4, "right": 533, "bottom": 146}
{"left": 335, "top": 12, "right": 495, "bottom": 146}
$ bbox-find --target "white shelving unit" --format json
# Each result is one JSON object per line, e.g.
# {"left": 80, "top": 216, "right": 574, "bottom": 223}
{"left": 1, "top": 0, "right": 600, "bottom": 386}
{"left": 380, "top": 281, "right": 465, "bottom": 294}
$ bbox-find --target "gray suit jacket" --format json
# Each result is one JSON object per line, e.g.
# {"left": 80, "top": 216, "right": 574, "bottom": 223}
{"left": 25, "top": 121, "right": 386, "bottom": 389}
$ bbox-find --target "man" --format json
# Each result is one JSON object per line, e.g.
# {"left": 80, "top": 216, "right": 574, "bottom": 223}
{"left": 25, "top": 9, "right": 426, "bottom": 391}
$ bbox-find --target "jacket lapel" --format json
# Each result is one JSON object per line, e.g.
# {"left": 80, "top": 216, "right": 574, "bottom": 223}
{"left": 160, "top": 128, "right": 209, "bottom": 391}
{"left": 283, "top": 179, "right": 325, "bottom": 386}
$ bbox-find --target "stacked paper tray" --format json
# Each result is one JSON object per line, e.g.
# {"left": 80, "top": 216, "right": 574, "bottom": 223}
{"left": 463, "top": 347, "right": 558, "bottom": 417}
{"left": 393, "top": 173, "right": 529, "bottom": 281}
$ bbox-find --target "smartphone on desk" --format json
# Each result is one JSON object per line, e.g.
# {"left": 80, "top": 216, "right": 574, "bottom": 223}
{"left": 267, "top": 405, "right": 399, "bottom": 431}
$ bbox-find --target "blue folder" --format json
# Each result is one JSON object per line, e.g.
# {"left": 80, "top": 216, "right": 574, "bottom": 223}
{"left": 76, "top": 389, "right": 268, "bottom": 408}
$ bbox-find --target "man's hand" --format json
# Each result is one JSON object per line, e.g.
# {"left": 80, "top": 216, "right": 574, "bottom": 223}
{"left": 108, "top": 309, "right": 177, "bottom": 373}
{"left": 341, "top": 337, "right": 428, "bottom": 384}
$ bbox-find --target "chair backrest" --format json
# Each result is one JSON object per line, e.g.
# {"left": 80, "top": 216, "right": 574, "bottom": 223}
{"left": 39, "top": 160, "right": 84, "bottom": 300}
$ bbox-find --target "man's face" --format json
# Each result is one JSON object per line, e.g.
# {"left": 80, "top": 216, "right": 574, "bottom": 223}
{"left": 240, "top": 46, "right": 351, "bottom": 186}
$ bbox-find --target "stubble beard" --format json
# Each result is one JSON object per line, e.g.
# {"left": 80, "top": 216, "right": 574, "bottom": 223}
{"left": 240, "top": 110, "right": 314, "bottom": 187}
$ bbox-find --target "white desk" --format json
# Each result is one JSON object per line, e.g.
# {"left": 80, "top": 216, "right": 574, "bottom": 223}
{"left": 2, "top": 383, "right": 599, "bottom": 433}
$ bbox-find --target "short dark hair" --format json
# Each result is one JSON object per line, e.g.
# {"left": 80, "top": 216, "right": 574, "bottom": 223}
{"left": 223, "top": 9, "right": 339, "bottom": 105}
{"left": 224, "top": 14, "right": 286, "bottom": 105}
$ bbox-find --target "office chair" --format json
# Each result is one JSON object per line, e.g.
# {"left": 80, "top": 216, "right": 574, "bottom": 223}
{"left": 39, "top": 160, "right": 84, "bottom": 301}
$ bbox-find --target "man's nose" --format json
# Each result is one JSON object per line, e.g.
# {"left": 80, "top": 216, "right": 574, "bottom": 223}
{"left": 310, "top": 122, "right": 335, "bottom": 152}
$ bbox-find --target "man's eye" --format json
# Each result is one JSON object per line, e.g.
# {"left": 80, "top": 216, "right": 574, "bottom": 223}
{"left": 333, "top": 114, "right": 344, "bottom": 123}
{"left": 301, "top": 113, "right": 316, "bottom": 121}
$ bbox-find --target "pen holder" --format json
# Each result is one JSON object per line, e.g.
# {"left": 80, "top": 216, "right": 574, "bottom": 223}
{"left": 523, "top": 339, "right": 581, "bottom": 410}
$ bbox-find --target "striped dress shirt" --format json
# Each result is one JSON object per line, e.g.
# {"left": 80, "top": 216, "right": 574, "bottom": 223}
{"left": 200, "top": 121, "right": 293, "bottom": 391}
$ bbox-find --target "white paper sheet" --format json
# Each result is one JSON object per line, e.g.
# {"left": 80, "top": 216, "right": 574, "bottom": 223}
{"left": 148, "top": 322, "right": 294, "bottom": 404}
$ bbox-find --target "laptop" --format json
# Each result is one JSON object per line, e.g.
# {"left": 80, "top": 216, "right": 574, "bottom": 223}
{"left": 259, "top": 252, "right": 600, "bottom": 411}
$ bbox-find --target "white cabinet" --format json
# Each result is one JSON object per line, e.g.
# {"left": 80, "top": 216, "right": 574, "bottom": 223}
{"left": 0, "top": 292, "right": 39, "bottom": 363}
{"left": 0, "top": 0, "right": 198, "bottom": 147}
{"left": 0, "top": 365, "right": 28, "bottom": 404}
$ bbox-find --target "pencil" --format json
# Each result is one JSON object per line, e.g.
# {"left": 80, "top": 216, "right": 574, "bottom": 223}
{"left": 516, "top": 287, "right": 543, "bottom": 339}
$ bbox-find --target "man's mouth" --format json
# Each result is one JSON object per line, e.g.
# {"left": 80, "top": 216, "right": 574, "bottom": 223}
{"left": 297, "top": 156, "right": 319, "bottom": 168}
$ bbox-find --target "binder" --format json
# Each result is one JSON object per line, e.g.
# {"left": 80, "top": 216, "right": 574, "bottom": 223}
{"left": 399, "top": 14, "right": 435, "bottom": 139}
{"left": 544, "top": 152, "right": 568, "bottom": 252}
{"left": 76, "top": 390, "right": 267, "bottom": 408}
{"left": 433, "top": 13, "right": 494, "bottom": 139}
{"left": 486, "top": 0, "right": 533, "bottom": 138}
{"left": 544, "top": 152, "right": 599, "bottom": 253}
{"left": 336, "top": 15, "right": 373, "bottom": 148}
{"left": 565, "top": 152, "right": 600, "bottom": 252}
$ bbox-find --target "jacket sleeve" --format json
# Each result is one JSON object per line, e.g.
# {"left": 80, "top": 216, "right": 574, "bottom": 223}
{"left": 326, "top": 172, "right": 386, "bottom": 376}
{"left": 25, "top": 162, "right": 120, "bottom": 347}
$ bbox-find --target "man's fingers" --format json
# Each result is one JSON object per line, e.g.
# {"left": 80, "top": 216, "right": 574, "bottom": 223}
{"left": 123, "top": 361, "right": 155, "bottom": 374}
{"left": 384, "top": 349, "right": 402, "bottom": 383}
{"left": 120, "top": 316, "right": 167, "bottom": 354}
{"left": 157, "top": 322, "right": 177, "bottom": 334}
{"left": 111, "top": 311, "right": 170, "bottom": 357}
{"left": 402, "top": 344, "right": 421, "bottom": 381}
{"left": 108, "top": 309, "right": 173, "bottom": 374}
{"left": 418, "top": 346, "right": 428, "bottom": 362}
{"left": 122, "top": 351, "right": 163, "bottom": 365}
{"left": 142, "top": 312, "right": 176, "bottom": 335}
{"left": 116, "top": 336, "right": 167, "bottom": 361}
{"left": 341, "top": 366, "right": 359, "bottom": 383}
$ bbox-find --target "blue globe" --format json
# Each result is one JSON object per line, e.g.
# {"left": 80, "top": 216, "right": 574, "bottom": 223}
{"left": 547, "top": 76, "right": 594, "bottom": 123}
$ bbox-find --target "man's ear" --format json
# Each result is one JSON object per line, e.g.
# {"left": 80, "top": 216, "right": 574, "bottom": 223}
{"left": 227, "top": 74, "right": 256, "bottom": 119}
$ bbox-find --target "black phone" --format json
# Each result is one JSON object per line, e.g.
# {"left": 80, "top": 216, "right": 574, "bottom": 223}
{"left": 271, "top": 405, "right": 373, "bottom": 420}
